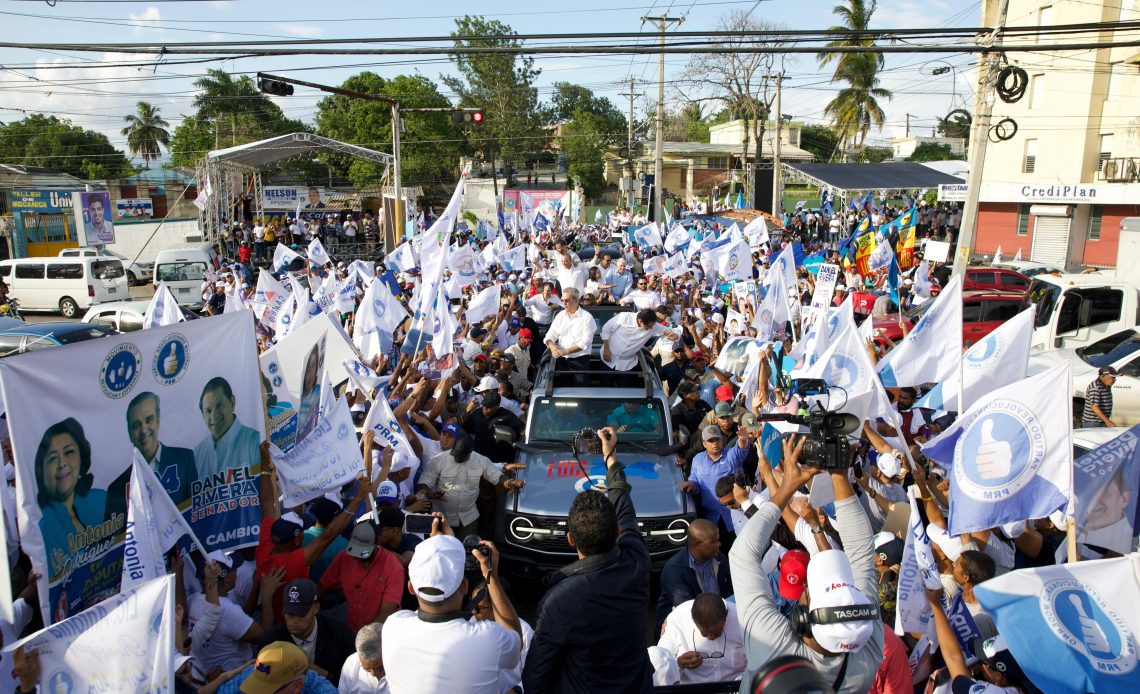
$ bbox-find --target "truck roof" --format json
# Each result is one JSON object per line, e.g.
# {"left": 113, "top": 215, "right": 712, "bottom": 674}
{"left": 1029, "top": 272, "right": 1129, "bottom": 288}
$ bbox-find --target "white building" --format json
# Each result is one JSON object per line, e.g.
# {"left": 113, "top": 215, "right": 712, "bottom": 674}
{"left": 890, "top": 136, "right": 967, "bottom": 159}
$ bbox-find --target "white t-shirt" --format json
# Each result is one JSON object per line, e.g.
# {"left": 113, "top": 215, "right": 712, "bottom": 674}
{"left": 600, "top": 312, "right": 664, "bottom": 370}
{"left": 382, "top": 611, "right": 521, "bottom": 694}
{"left": 339, "top": 652, "right": 389, "bottom": 693}
{"left": 344, "top": 220, "right": 358, "bottom": 238}
{"left": 657, "top": 599, "right": 747, "bottom": 684}
{"left": 188, "top": 593, "right": 255, "bottom": 672}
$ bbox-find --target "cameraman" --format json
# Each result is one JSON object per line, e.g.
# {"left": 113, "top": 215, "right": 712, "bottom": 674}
{"left": 523, "top": 427, "right": 653, "bottom": 693}
{"left": 729, "top": 436, "right": 883, "bottom": 693}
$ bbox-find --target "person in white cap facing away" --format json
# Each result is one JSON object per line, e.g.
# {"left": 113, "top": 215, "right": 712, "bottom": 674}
{"left": 728, "top": 435, "right": 884, "bottom": 693}
{"left": 382, "top": 514, "right": 522, "bottom": 693}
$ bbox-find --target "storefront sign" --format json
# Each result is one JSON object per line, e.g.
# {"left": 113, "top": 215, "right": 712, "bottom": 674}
{"left": 7, "top": 189, "right": 77, "bottom": 213}
{"left": 981, "top": 182, "right": 1140, "bottom": 205}
{"left": 938, "top": 184, "right": 968, "bottom": 202}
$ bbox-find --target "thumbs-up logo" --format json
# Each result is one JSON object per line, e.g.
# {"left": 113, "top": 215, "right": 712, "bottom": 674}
{"left": 955, "top": 406, "right": 1044, "bottom": 502}
{"left": 975, "top": 419, "right": 1013, "bottom": 480}
{"left": 1041, "top": 582, "right": 1136, "bottom": 674}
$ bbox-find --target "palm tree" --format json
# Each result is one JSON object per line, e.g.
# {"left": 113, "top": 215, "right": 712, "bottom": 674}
{"left": 823, "top": 54, "right": 891, "bottom": 153}
{"left": 121, "top": 101, "right": 170, "bottom": 168}
{"left": 817, "top": 0, "right": 882, "bottom": 75}
{"left": 192, "top": 69, "right": 264, "bottom": 118}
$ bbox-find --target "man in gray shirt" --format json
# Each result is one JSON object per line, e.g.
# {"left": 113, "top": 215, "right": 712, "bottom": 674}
{"left": 729, "top": 436, "right": 884, "bottom": 693}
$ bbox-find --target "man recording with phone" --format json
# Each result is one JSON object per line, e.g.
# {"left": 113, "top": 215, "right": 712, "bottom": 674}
{"left": 729, "top": 435, "right": 884, "bottom": 693}
{"left": 523, "top": 427, "right": 654, "bottom": 693}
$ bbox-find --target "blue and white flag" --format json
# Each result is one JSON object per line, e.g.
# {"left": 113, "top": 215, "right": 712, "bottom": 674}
{"left": 308, "top": 238, "right": 332, "bottom": 267}
{"left": 595, "top": 209, "right": 603, "bottom": 223}
{"left": 533, "top": 211, "right": 549, "bottom": 232}
{"left": 142, "top": 281, "right": 184, "bottom": 330}
{"left": 7, "top": 575, "right": 177, "bottom": 693}
{"left": 121, "top": 452, "right": 201, "bottom": 592}
{"left": 895, "top": 492, "right": 942, "bottom": 637}
{"left": 975, "top": 554, "right": 1140, "bottom": 694}
{"left": 466, "top": 283, "right": 501, "bottom": 325}
{"left": 921, "top": 361, "right": 1073, "bottom": 535}
{"left": 343, "top": 358, "right": 384, "bottom": 395}
{"left": 918, "top": 307, "right": 1034, "bottom": 412}
{"left": 796, "top": 319, "right": 893, "bottom": 424}
{"left": 1072, "top": 424, "right": 1140, "bottom": 555}
{"left": 500, "top": 245, "right": 527, "bottom": 272}
{"left": 354, "top": 275, "right": 408, "bottom": 338}
{"left": 742, "top": 215, "right": 770, "bottom": 249}
{"left": 335, "top": 277, "right": 358, "bottom": 314}
{"left": 253, "top": 271, "right": 289, "bottom": 326}
{"left": 362, "top": 388, "right": 417, "bottom": 460}
{"left": 271, "top": 396, "right": 364, "bottom": 508}
{"left": 272, "top": 243, "right": 303, "bottom": 274}
{"left": 877, "top": 273, "right": 963, "bottom": 388}
{"left": 664, "top": 224, "right": 691, "bottom": 254}
{"left": 634, "top": 222, "right": 664, "bottom": 249}
{"left": 718, "top": 239, "right": 753, "bottom": 283}
{"left": 387, "top": 241, "right": 417, "bottom": 273}
{"left": 447, "top": 243, "right": 481, "bottom": 287}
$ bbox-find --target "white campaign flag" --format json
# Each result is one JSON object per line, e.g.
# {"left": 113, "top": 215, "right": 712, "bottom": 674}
{"left": 308, "top": 238, "right": 332, "bottom": 267}
{"left": 121, "top": 453, "right": 201, "bottom": 592}
{"left": 917, "top": 307, "right": 1034, "bottom": 412}
{"left": 223, "top": 287, "right": 248, "bottom": 314}
{"left": 877, "top": 273, "right": 963, "bottom": 388}
{"left": 921, "top": 362, "right": 1073, "bottom": 535}
{"left": 343, "top": 358, "right": 385, "bottom": 395}
{"left": 894, "top": 491, "right": 941, "bottom": 637}
{"left": 0, "top": 468, "right": 10, "bottom": 623}
{"left": 313, "top": 275, "right": 338, "bottom": 315}
{"left": 664, "top": 224, "right": 691, "bottom": 254}
{"left": 387, "top": 242, "right": 417, "bottom": 272}
{"left": 796, "top": 320, "right": 893, "bottom": 423}
{"left": 993, "top": 245, "right": 1003, "bottom": 265}
{"left": 742, "top": 215, "right": 769, "bottom": 248}
{"left": 271, "top": 397, "right": 364, "bottom": 508}
{"left": 634, "top": 222, "right": 664, "bottom": 249}
{"left": 362, "top": 389, "right": 417, "bottom": 459}
{"left": 142, "top": 282, "right": 184, "bottom": 330}
{"left": 272, "top": 243, "right": 303, "bottom": 274}
{"left": 1013, "top": 247, "right": 1022, "bottom": 262}
{"left": 466, "top": 283, "right": 502, "bottom": 324}
{"left": 500, "top": 245, "right": 527, "bottom": 272}
{"left": 413, "top": 177, "right": 465, "bottom": 321}
{"left": 253, "top": 271, "right": 290, "bottom": 325}
{"left": 193, "top": 175, "right": 212, "bottom": 211}
{"left": 354, "top": 275, "right": 409, "bottom": 338}
{"left": 718, "top": 239, "right": 753, "bottom": 282}
{"left": 447, "top": 243, "right": 481, "bottom": 287}
{"left": 351, "top": 259, "right": 377, "bottom": 280}
{"left": 663, "top": 252, "right": 689, "bottom": 279}
{"left": 8, "top": 575, "right": 176, "bottom": 692}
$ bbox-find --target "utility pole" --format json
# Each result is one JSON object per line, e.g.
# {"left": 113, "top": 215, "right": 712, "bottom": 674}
{"left": 620, "top": 77, "right": 637, "bottom": 209}
{"left": 771, "top": 72, "right": 784, "bottom": 217}
{"left": 905, "top": 113, "right": 912, "bottom": 137}
{"left": 952, "top": 0, "right": 1011, "bottom": 277}
{"left": 642, "top": 14, "right": 683, "bottom": 224}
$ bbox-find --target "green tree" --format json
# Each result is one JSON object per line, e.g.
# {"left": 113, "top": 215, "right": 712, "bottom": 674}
{"left": 907, "top": 142, "right": 954, "bottom": 161}
{"left": 822, "top": 53, "right": 891, "bottom": 154}
{"left": 859, "top": 146, "right": 893, "bottom": 163}
{"left": 121, "top": 101, "right": 170, "bottom": 168}
{"left": 315, "top": 72, "right": 465, "bottom": 187}
{"left": 664, "top": 103, "right": 710, "bottom": 143}
{"left": 937, "top": 113, "right": 971, "bottom": 140}
{"left": 562, "top": 109, "right": 616, "bottom": 200}
{"left": 817, "top": 0, "right": 882, "bottom": 74}
{"left": 443, "top": 16, "right": 544, "bottom": 177}
{"left": 168, "top": 115, "right": 216, "bottom": 168}
{"left": 799, "top": 124, "right": 840, "bottom": 161}
{"left": 0, "top": 114, "right": 132, "bottom": 179}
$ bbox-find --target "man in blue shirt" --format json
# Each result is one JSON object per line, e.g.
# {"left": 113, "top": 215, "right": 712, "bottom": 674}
{"left": 611, "top": 258, "right": 634, "bottom": 300}
{"left": 681, "top": 425, "right": 749, "bottom": 539}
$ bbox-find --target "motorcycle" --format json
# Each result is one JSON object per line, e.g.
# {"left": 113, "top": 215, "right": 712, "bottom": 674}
{"left": 0, "top": 297, "right": 22, "bottom": 321}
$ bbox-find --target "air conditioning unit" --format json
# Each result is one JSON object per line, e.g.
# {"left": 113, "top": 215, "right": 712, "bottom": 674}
{"left": 1103, "top": 157, "right": 1137, "bottom": 183}
{"left": 1103, "top": 158, "right": 1120, "bottom": 181}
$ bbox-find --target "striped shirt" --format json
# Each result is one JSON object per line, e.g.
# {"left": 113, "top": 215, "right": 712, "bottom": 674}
{"left": 1083, "top": 379, "right": 1113, "bottom": 422}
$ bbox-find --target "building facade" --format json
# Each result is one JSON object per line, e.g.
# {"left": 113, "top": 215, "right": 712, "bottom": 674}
{"left": 890, "top": 136, "right": 967, "bottom": 159}
{"left": 971, "top": 0, "right": 1140, "bottom": 269}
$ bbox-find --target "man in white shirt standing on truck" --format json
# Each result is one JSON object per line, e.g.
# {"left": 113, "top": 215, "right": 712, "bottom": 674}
{"left": 600, "top": 308, "right": 673, "bottom": 372}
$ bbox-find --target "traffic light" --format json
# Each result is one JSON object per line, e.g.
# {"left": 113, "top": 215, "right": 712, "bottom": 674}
{"left": 258, "top": 77, "right": 294, "bottom": 97}
{"left": 451, "top": 110, "right": 484, "bottom": 125}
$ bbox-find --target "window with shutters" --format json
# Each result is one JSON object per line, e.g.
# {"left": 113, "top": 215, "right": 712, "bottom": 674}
{"left": 1016, "top": 204, "right": 1031, "bottom": 236}
{"left": 1089, "top": 205, "right": 1103, "bottom": 241}
{"left": 1023, "top": 139, "right": 1037, "bottom": 173}
{"left": 1099, "top": 135, "right": 1113, "bottom": 169}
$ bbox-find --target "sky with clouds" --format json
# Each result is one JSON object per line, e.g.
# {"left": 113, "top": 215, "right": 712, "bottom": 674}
{"left": 0, "top": 0, "right": 984, "bottom": 162}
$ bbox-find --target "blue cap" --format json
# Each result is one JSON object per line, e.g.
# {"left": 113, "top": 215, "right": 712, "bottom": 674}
{"left": 497, "top": 273, "right": 508, "bottom": 281}
{"left": 441, "top": 422, "right": 461, "bottom": 437}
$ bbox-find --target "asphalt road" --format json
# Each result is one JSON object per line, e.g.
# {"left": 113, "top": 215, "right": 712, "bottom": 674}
{"left": 20, "top": 284, "right": 155, "bottom": 324}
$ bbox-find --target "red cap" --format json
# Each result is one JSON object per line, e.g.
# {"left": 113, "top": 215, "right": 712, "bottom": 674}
{"left": 778, "top": 550, "right": 810, "bottom": 601}
{"left": 691, "top": 350, "right": 707, "bottom": 361}
{"left": 715, "top": 384, "right": 734, "bottom": 402}
{"left": 517, "top": 328, "right": 533, "bottom": 340}
{"left": 474, "top": 354, "right": 489, "bottom": 362}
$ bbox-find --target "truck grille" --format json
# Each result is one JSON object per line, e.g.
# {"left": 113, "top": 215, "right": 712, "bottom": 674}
{"left": 503, "top": 513, "right": 691, "bottom": 556}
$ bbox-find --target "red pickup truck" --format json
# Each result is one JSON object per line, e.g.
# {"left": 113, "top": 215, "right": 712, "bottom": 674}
{"left": 871, "top": 290, "right": 1026, "bottom": 349}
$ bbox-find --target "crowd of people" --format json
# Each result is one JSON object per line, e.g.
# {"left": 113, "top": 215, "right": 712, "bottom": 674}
{"left": 1, "top": 188, "right": 1132, "bottom": 694}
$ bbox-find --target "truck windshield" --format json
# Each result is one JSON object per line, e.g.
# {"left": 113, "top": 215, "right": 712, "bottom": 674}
{"left": 157, "top": 261, "right": 207, "bottom": 282}
{"left": 1025, "top": 280, "right": 1060, "bottom": 328}
{"left": 529, "top": 397, "right": 668, "bottom": 445}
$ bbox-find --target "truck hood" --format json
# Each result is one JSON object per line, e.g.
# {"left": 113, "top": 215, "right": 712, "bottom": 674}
{"left": 1027, "top": 348, "right": 1094, "bottom": 382}
{"left": 510, "top": 450, "right": 687, "bottom": 517}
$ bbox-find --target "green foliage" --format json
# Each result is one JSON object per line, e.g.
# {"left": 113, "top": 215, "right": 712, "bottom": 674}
{"left": 667, "top": 103, "right": 710, "bottom": 143}
{"left": 799, "top": 124, "right": 840, "bottom": 161}
{"left": 562, "top": 109, "right": 622, "bottom": 200}
{"left": 0, "top": 114, "right": 132, "bottom": 179}
{"left": 169, "top": 116, "right": 215, "bottom": 168}
{"left": 444, "top": 16, "right": 545, "bottom": 164}
{"left": 818, "top": 1, "right": 890, "bottom": 154}
{"left": 121, "top": 101, "right": 170, "bottom": 168}
{"left": 937, "top": 113, "right": 970, "bottom": 141}
{"left": 859, "top": 146, "right": 893, "bottom": 163}
{"left": 314, "top": 72, "right": 464, "bottom": 187}
{"left": 907, "top": 142, "right": 954, "bottom": 162}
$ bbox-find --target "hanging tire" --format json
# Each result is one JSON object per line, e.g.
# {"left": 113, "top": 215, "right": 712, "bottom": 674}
{"left": 59, "top": 297, "right": 79, "bottom": 318}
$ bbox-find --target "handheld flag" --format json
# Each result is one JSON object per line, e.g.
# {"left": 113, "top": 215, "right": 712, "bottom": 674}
{"left": 142, "top": 282, "right": 184, "bottom": 330}
{"left": 975, "top": 554, "right": 1140, "bottom": 694}
{"left": 271, "top": 243, "right": 303, "bottom": 274}
{"left": 1071, "top": 424, "right": 1140, "bottom": 556}
{"left": 921, "top": 361, "right": 1073, "bottom": 535}
{"left": 465, "top": 283, "right": 501, "bottom": 324}
{"left": 307, "top": 238, "right": 332, "bottom": 267}
{"left": 1014, "top": 247, "right": 1023, "bottom": 262}
{"left": 877, "top": 274, "right": 963, "bottom": 388}
{"left": 994, "top": 245, "right": 1004, "bottom": 265}
{"left": 121, "top": 452, "right": 203, "bottom": 592}
{"left": 362, "top": 388, "right": 417, "bottom": 460}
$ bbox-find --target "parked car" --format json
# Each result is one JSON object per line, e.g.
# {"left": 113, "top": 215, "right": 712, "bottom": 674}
{"left": 1073, "top": 426, "right": 1126, "bottom": 458}
{"left": 0, "top": 256, "right": 129, "bottom": 318}
{"left": 0, "top": 322, "right": 114, "bottom": 358}
{"left": 58, "top": 247, "right": 154, "bottom": 286}
{"left": 1028, "top": 328, "right": 1140, "bottom": 426}
{"left": 81, "top": 299, "right": 200, "bottom": 333}
{"left": 873, "top": 290, "right": 1026, "bottom": 348}
{"left": 964, "top": 266, "right": 1031, "bottom": 293}
{"left": 497, "top": 352, "right": 691, "bottom": 575}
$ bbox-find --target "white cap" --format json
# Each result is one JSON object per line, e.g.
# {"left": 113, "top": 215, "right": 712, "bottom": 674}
{"left": 475, "top": 375, "right": 499, "bottom": 392}
{"left": 874, "top": 531, "right": 897, "bottom": 549}
{"left": 280, "top": 511, "right": 304, "bottom": 527}
{"left": 376, "top": 480, "right": 399, "bottom": 503}
{"left": 835, "top": 284, "right": 847, "bottom": 291}
{"left": 877, "top": 451, "right": 902, "bottom": 479}
{"left": 408, "top": 535, "right": 467, "bottom": 603}
{"left": 710, "top": 313, "right": 724, "bottom": 324}
{"left": 805, "top": 549, "right": 876, "bottom": 653}
{"left": 206, "top": 550, "right": 235, "bottom": 570}
{"left": 508, "top": 274, "right": 518, "bottom": 281}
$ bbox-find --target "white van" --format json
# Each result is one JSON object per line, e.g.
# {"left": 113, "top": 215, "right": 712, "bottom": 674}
{"left": 153, "top": 243, "right": 222, "bottom": 307}
{"left": 0, "top": 256, "right": 129, "bottom": 317}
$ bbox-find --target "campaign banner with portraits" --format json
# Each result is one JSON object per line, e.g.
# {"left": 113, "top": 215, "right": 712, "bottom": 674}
{"left": 115, "top": 198, "right": 154, "bottom": 219}
{"left": 0, "top": 311, "right": 264, "bottom": 624}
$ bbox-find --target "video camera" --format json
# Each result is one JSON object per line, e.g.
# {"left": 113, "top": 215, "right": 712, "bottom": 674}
{"left": 757, "top": 378, "right": 861, "bottom": 471}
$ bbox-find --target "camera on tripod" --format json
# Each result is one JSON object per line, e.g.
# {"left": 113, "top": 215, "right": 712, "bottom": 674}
{"left": 760, "top": 378, "right": 861, "bottom": 471}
